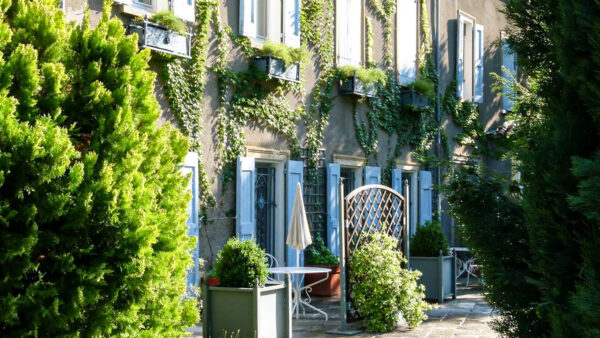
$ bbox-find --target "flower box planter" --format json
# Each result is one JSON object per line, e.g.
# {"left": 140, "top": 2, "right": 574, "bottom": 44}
{"left": 252, "top": 55, "right": 300, "bottom": 83}
{"left": 203, "top": 280, "right": 292, "bottom": 338}
{"left": 339, "top": 76, "right": 377, "bottom": 98}
{"left": 409, "top": 252, "right": 457, "bottom": 303}
{"left": 304, "top": 264, "right": 340, "bottom": 296}
{"left": 127, "top": 19, "right": 191, "bottom": 58}
{"left": 400, "top": 88, "right": 430, "bottom": 108}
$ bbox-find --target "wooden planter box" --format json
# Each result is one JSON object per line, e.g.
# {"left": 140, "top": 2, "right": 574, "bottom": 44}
{"left": 252, "top": 55, "right": 300, "bottom": 83}
{"left": 400, "top": 88, "right": 430, "bottom": 108}
{"left": 410, "top": 253, "right": 457, "bottom": 303}
{"left": 127, "top": 19, "right": 191, "bottom": 58}
{"left": 339, "top": 76, "right": 377, "bottom": 98}
{"left": 203, "top": 280, "right": 292, "bottom": 338}
{"left": 304, "top": 264, "right": 340, "bottom": 296}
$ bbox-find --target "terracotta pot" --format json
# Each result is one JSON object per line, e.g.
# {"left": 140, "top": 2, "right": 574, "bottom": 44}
{"left": 201, "top": 276, "right": 220, "bottom": 287}
{"left": 304, "top": 264, "right": 340, "bottom": 296}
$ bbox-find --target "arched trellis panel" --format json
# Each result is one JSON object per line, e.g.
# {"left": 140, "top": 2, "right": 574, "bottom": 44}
{"left": 343, "top": 184, "right": 406, "bottom": 320}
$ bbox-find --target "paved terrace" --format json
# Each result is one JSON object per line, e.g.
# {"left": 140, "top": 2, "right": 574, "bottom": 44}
{"left": 188, "top": 278, "right": 498, "bottom": 337}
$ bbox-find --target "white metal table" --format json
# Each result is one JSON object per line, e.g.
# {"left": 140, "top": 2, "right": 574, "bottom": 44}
{"left": 451, "top": 247, "right": 480, "bottom": 285}
{"left": 268, "top": 266, "right": 331, "bottom": 320}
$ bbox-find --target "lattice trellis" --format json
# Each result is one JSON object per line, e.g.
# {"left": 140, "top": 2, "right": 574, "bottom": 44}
{"left": 344, "top": 184, "right": 406, "bottom": 260}
{"left": 343, "top": 184, "right": 406, "bottom": 320}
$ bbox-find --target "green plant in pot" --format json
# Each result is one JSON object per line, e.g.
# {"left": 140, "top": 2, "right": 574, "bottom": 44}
{"left": 149, "top": 11, "right": 187, "bottom": 34}
{"left": 409, "top": 221, "right": 456, "bottom": 303}
{"left": 261, "top": 41, "right": 309, "bottom": 66}
{"left": 338, "top": 65, "right": 386, "bottom": 97}
{"left": 203, "top": 238, "right": 291, "bottom": 337}
{"left": 252, "top": 41, "right": 308, "bottom": 82}
{"left": 409, "top": 79, "right": 435, "bottom": 98}
{"left": 304, "top": 237, "right": 341, "bottom": 296}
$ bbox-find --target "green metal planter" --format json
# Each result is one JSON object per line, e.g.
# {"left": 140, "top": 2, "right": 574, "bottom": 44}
{"left": 410, "top": 251, "right": 457, "bottom": 303}
{"left": 203, "top": 278, "right": 292, "bottom": 338}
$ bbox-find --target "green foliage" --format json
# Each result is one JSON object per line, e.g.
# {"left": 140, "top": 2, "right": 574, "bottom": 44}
{"left": 409, "top": 220, "right": 448, "bottom": 257}
{"left": 305, "top": 236, "right": 338, "bottom": 265}
{"left": 0, "top": 0, "right": 197, "bottom": 335}
{"left": 446, "top": 167, "right": 546, "bottom": 336}
{"left": 441, "top": 81, "right": 486, "bottom": 150}
{"left": 215, "top": 238, "right": 268, "bottom": 288}
{"left": 409, "top": 79, "right": 435, "bottom": 98}
{"left": 337, "top": 65, "right": 386, "bottom": 86}
{"left": 350, "top": 233, "right": 430, "bottom": 332}
{"left": 150, "top": 10, "right": 186, "bottom": 34}
{"left": 261, "top": 40, "right": 309, "bottom": 65}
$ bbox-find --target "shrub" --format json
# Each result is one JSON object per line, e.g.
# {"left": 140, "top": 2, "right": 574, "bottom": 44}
{"left": 410, "top": 220, "right": 449, "bottom": 257}
{"left": 337, "top": 65, "right": 387, "bottom": 86}
{"left": 409, "top": 79, "right": 435, "bottom": 97}
{"left": 150, "top": 10, "right": 187, "bottom": 34}
{"left": 447, "top": 166, "right": 546, "bottom": 336}
{"left": 305, "top": 236, "right": 339, "bottom": 265}
{"left": 350, "top": 233, "right": 430, "bottom": 332}
{"left": 0, "top": 1, "right": 197, "bottom": 336}
{"left": 261, "top": 40, "right": 309, "bottom": 65}
{"left": 215, "top": 238, "right": 268, "bottom": 288}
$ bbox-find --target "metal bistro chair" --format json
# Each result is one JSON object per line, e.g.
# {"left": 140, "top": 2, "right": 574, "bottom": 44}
{"left": 264, "top": 253, "right": 280, "bottom": 283}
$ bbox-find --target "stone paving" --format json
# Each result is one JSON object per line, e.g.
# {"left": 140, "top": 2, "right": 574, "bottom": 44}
{"left": 292, "top": 278, "right": 498, "bottom": 338}
{"left": 188, "top": 278, "right": 499, "bottom": 337}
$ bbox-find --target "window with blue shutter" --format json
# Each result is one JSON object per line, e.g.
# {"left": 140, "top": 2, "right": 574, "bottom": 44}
{"left": 419, "top": 170, "right": 432, "bottom": 226}
{"left": 473, "top": 24, "right": 485, "bottom": 103}
{"left": 236, "top": 157, "right": 256, "bottom": 241}
{"left": 327, "top": 163, "right": 341, "bottom": 256}
{"left": 456, "top": 12, "right": 475, "bottom": 100}
{"left": 286, "top": 160, "right": 304, "bottom": 266}
{"left": 182, "top": 152, "right": 200, "bottom": 289}
{"left": 502, "top": 36, "right": 517, "bottom": 111}
{"left": 336, "top": 0, "right": 362, "bottom": 66}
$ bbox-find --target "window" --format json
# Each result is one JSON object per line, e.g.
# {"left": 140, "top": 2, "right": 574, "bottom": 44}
{"left": 336, "top": 0, "right": 363, "bottom": 66}
{"left": 134, "top": 0, "right": 152, "bottom": 7}
{"left": 396, "top": 0, "right": 417, "bottom": 85}
{"left": 116, "top": 0, "right": 195, "bottom": 24}
{"left": 502, "top": 34, "right": 517, "bottom": 111}
{"left": 239, "top": 0, "right": 301, "bottom": 48}
{"left": 456, "top": 11, "right": 484, "bottom": 103}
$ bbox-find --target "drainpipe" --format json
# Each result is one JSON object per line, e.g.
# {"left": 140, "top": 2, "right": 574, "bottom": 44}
{"left": 435, "top": 0, "right": 442, "bottom": 218}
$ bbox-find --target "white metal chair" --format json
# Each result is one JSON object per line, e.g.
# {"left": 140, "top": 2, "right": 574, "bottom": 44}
{"left": 265, "top": 253, "right": 280, "bottom": 283}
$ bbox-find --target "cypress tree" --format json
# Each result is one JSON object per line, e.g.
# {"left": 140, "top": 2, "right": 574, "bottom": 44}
{"left": 0, "top": 0, "right": 198, "bottom": 335}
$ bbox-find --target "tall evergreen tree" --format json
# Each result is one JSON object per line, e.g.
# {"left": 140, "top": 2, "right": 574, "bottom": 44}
{"left": 0, "top": 0, "right": 198, "bottom": 335}
{"left": 449, "top": 0, "right": 600, "bottom": 336}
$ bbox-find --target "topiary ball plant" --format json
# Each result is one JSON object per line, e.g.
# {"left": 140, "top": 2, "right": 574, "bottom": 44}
{"left": 350, "top": 233, "right": 430, "bottom": 332}
{"left": 410, "top": 220, "right": 449, "bottom": 257}
{"left": 215, "top": 238, "right": 268, "bottom": 288}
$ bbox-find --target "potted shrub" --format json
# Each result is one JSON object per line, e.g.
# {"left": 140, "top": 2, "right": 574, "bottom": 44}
{"left": 350, "top": 233, "right": 431, "bottom": 332}
{"left": 401, "top": 79, "right": 434, "bottom": 108}
{"left": 409, "top": 220, "right": 457, "bottom": 303}
{"left": 304, "top": 237, "right": 340, "bottom": 296}
{"left": 338, "top": 65, "right": 386, "bottom": 97}
{"left": 203, "top": 238, "right": 292, "bottom": 338}
{"left": 252, "top": 41, "right": 308, "bottom": 83}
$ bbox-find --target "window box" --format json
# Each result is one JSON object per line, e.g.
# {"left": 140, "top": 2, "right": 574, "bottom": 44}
{"left": 400, "top": 88, "right": 430, "bottom": 108}
{"left": 339, "top": 76, "right": 377, "bottom": 98}
{"left": 252, "top": 55, "right": 300, "bottom": 83}
{"left": 127, "top": 19, "right": 191, "bottom": 58}
{"left": 409, "top": 251, "right": 457, "bottom": 303}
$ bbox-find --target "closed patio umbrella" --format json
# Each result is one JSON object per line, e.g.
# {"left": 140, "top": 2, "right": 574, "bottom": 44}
{"left": 286, "top": 182, "right": 312, "bottom": 266}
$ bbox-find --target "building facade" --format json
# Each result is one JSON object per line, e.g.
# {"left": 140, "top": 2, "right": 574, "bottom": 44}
{"left": 62, "top": 0, "right": 513, "bottom": 286}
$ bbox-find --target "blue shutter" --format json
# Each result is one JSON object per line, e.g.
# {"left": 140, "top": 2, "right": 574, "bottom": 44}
{"left": 286, "top": 160, "right": 304, "bottom": 266}
{"left": 327, "top": 163, "right": 341, "bottom": 256}
{"left": 391, "top": 168, "right": 403, "bottom": 193}
{"left": 364, "top": 166, "right": 381, "bottom": 185}
{"left": 419, "top": 170, "right": 432, "bottom": 226}
{"left": 502, "top": 37, "right": 517, "bottom": 111}
{"left": 182, "top": 152, "right": 200, "bottom": 288}
{"left": 236, "top": 157, "right": 256, "bottom": 241}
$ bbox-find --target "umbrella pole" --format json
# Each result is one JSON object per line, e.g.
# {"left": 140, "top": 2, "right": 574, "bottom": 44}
{"left": 296, "top": 250, "right": 300, "bottom": 267}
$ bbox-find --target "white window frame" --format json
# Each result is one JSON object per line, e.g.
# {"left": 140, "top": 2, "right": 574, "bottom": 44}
{"left": 333, "top": 154, "right": 366, "bottom": 189}
{"left": 456, "top": 10, "right": 475, "bottom": 101}
{"left": 239, "top": 0, "right": 300, "bottom": 48}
